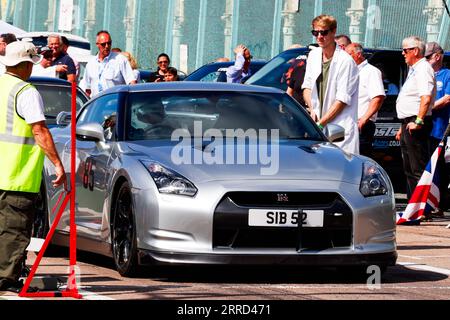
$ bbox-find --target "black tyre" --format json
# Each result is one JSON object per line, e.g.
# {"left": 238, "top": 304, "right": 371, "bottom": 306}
{"left": 31, "top": 184, "right": 63, "bottom": 257}
{"left": 32, "top": 184, "right": 49, "bottom": 239}
{"left": 111, "top": 181, "right": 139, "bottom": 277}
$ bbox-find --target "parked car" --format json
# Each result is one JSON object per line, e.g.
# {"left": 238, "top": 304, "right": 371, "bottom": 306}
{"left": 246, "top": 46, "right": 450, "bottom": 193}
{"left": 29, "top": 76, "right": 89, "bottom": 127}
{"left": 184, "top": 60, "right": 267, "bottom": 82}
{"left": 36, "top": 82, "right": 397, "bottom": 277}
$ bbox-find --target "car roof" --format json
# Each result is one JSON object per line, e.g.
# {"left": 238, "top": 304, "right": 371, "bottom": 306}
{"left": 29, "top": 76, "right": 72, "bottom": 86}
{"left": 17, "top": 31, "right": 90, "bottom": 44}
{"left": 188, "top": 60, "right": 267, "bottom": 72}
{"left": 96, "top": 81, "right": 285, "bottom": 96}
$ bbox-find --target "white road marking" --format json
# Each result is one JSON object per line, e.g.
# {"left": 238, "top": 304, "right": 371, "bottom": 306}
{"left": 220, "top": 285, "right": 450, "bottom": 290}
{"left": 420, "top": 256, "right": 450, "bottom": 258}
{"left": 399, "top": 254, "right": 423, "bottom": 260}
{"left": 78, "top": 290, "right": 115, "bottom": 300}
{"left": 58, "top": 285, "right": 115, "bottom": 300}
{"left": 397, "top": 262, "right": 450, "bottom": 276}
{"left": 0, "top": 288, "right": 115, "bottom": 300}
{"left": 0, "top": 295, "right": 30, "bottom": 300}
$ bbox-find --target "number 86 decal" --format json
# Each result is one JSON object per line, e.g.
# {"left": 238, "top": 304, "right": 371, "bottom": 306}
{"left": 83, "top": 157, "right": 95, "bottom": 191}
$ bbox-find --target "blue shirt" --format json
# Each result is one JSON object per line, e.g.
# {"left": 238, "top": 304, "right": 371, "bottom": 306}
{"left": 51, "top": 52, "right": 76, "bottom": 80}
{"left": 431, "top": 68, "right": 450, "bottom": 140}
{"left": 83, "top": 52, "right": 136, "bottom": 97}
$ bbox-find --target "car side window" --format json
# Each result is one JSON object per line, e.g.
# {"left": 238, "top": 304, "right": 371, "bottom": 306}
{"left": 200, "top": 71, "right": 220, "bottom": 82}
{"left": 78, "top": 93, "right": 119, "bottom": 141}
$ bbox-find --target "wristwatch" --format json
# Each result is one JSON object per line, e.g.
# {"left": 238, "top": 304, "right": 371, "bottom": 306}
{"left": 414, "top": 117, "right": 424, "bottom": 125}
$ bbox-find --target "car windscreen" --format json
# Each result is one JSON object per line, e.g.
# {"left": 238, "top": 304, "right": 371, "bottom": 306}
{"left": 34, "top": 84, "right": 87, "bottom": 124}
{"left": 126, "top": 91, "right": 323, "bottom": 141}
{"left": 245, "top": 49, "right": 308, "bottom": 90}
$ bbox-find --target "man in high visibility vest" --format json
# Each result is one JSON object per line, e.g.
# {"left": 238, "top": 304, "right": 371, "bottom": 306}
{"left": 0, "top": 41, "right": 66, "bottom": 293}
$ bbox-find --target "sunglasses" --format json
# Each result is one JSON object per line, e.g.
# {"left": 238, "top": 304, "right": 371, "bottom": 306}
{"left": 97, "top": 41, "right": 112, "bottom": 48}
{"left": 402, "top": 47, "right": 416, "bottom": 54}
{"left": 158, "top": 60, "right": 169, "bottom": 64}
{"left": 311, "top": 29, "right": 330, "bottom": 37}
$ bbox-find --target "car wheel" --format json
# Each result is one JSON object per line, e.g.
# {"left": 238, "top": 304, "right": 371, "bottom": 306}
{"left": 31, "top": 183, "right": 62, "bottom": 257}
{"left": 32, "top": 184, "right": 49, "bottom": 239}
{"left": 112, "top": 181, "right": 139, "bottom": 277}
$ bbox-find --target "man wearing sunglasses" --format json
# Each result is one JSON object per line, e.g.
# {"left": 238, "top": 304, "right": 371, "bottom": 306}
{"left": 395, "top": 36, "right": 436, "bottom": 201}
{"left": 302, "top": 15, "right": 359, "bottom": 154}
{"left": 226, "top": 44, "right": 253, "bottom": 83}
{"left": 82, "top": 30, "right": 137, "bottom": 98}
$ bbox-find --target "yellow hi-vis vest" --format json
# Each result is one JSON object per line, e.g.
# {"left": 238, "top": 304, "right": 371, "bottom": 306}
{"left": 0, "top": 74, "right": 44, "bottom": 193}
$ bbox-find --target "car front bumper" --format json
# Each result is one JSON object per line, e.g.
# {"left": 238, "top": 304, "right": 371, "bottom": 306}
{"left": 137, "top": 248, "right": 397, "bottom": 267}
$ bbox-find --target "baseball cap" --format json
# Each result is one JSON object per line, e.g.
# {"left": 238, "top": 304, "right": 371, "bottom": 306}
{"left": 425, "top": 42, "right": 443, "bottom": 57}
{"left": 0, "top": 41, "right": 42, "bottom": 67}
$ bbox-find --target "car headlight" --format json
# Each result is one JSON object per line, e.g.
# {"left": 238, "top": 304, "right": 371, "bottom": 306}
{"left": 360, "top": 161, "right": 389, "bottom": 197}
{"left": 140, "top": 160, "right": 197, "bottom": 197}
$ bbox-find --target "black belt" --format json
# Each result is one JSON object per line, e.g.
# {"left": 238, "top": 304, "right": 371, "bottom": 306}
{"left": 400, "top": 116, "right": 431, "bottom": 124}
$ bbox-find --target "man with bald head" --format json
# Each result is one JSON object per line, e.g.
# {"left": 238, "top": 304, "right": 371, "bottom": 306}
{"left": 82, "top": 30, "right": 137, "bottom": 98}
{"left": 346, "top": 42, "right": 385, "bottom": 157}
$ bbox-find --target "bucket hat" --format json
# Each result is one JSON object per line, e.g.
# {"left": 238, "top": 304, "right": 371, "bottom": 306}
{"left": 0, "top": 41, "right": 42, "bottom": 66}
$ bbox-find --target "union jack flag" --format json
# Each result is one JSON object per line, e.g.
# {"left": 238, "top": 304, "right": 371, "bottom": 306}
{"left": 396, "top": 141, "right": 444, "bottom": 225}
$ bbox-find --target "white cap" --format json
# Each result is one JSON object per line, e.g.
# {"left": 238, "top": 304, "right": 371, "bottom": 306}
{"left": 0, "top": 41, "right": 42, "bottom": 67}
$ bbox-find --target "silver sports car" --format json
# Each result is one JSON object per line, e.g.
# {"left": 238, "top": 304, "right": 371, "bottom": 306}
{"left": 37, "top": 82, "right": 397, "bottom": 277}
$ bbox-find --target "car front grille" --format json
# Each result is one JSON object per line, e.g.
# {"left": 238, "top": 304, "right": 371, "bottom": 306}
{"left": 213, "top": 192, "right": 353, "bottom": 251}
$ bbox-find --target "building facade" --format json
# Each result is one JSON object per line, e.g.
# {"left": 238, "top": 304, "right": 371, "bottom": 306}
{"left": 1, "top": 0, "right": 449, "bottom": 73}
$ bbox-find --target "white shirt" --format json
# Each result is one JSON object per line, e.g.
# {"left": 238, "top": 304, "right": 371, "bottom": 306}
{"left": 226, "top": 53, "right": 251, "bottom": 83}
{"left": 17, "top": 86, "right": 46, "bottom": 124}
{"left": 357, "top": 60, "right": 385, "bottom": 121}
{"left": 0, "top": 64, "right": 5, "bottom": 75}
{"left": 133, "top": 69, "right": 141, "bottom": 83}
{"left": 396, "top": 58, "right": 436, "bottom": 119}
{"left": 302, "top": 45, "right": 360, "bottom": 154}
{"left": 31, "top": 64, "right": 58, "bottom": 78}
{"left": 83, "top": 51, "right": 136, "bottom": 97}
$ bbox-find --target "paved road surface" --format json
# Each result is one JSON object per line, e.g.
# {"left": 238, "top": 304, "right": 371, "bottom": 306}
{"left": 1, "top": 196, "right": 449, "bottom": 301}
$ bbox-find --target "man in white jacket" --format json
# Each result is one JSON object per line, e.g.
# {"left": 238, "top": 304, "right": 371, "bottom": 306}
{"left": 302, "top": 15, "right": 359, "bottom": 154}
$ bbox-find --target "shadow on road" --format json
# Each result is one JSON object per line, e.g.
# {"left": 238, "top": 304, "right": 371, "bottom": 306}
{"left": 135, "top": 264, "right": 448, "bottom": 285}
{"left": 48, "top": 249, "right": 448, "bottom": 288}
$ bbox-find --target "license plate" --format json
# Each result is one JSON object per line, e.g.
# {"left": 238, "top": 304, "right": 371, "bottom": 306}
{"left": 248, "top": 209, "right": 324, "bottom": 227}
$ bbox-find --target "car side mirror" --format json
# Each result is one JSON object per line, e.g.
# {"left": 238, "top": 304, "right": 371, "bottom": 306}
{"left": 323, "top": 124, "right": 345, "bottom": 143}
{"left": 76, "top": 123, "right": 105, "bottom": 143}
{"left": 56, "top": 111, "right": 71, "bottom": 127}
